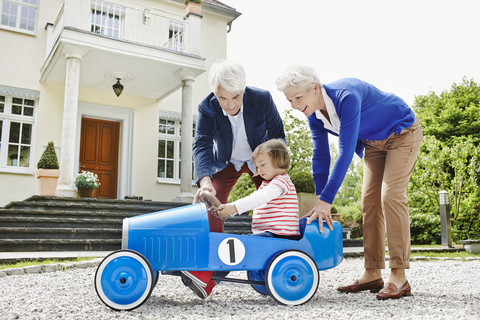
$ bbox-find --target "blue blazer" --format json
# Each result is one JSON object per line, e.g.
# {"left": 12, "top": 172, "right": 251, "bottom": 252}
{"left": 193, "top": 86, "right": 285, "bottom": 185}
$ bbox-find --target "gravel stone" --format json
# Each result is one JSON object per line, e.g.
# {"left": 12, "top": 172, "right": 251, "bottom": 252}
{"left": 0, "top": 257, "right": 479, "bottom": 319}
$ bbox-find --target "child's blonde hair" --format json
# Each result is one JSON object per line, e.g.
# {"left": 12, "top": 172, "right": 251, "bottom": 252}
{"left": 252, "top": 139, "right": 290, "bottom": 171}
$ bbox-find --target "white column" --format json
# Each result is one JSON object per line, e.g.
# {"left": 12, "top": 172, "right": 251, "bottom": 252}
{"left": 174, "top": 73, "right": 195, "bottom": 203}
{"left": 56, "top": 49, "right": 84, "bottom": 197}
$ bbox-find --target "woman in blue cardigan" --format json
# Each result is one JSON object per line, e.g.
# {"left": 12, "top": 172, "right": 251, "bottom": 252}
{"left": 276, "top": 66, "right": 422, "bottom": 300}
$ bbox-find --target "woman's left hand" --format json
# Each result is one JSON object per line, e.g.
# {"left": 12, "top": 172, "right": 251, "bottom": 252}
{"left": 306, "top": 198, "right": 334, "bottom": 233}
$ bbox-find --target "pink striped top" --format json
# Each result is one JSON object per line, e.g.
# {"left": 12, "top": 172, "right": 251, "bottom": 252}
{"left": 252, "top": 173, "right": 300, "bottom": 236}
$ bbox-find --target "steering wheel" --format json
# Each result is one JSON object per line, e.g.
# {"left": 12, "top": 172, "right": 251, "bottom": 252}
{"left": 199, "top": 190, "right": 223, "bottom": 218}
{"left": 199, "top": 190, "right": 221, "bottom": 208}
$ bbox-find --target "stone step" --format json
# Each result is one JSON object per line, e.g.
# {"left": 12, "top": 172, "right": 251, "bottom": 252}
{"left": 0, "top": 215, "right": 122, "bottom": 228}
{"left": 4, "top": 196, "right": 183, "bottom": 212}
{"left": 0, "top": 208, "right": 148, "bottom": 219}
{"left": 0, "top": 227, "right": 120, "bottom": 240}
{"left": 0, "top": 239, "right": 121, "bottom": 252}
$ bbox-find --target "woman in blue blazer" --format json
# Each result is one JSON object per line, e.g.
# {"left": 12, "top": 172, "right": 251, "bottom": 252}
{"left": 276, "top": 65, "right": 422, "bottom": 300}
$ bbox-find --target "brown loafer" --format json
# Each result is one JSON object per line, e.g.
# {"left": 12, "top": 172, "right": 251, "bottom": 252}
{"left": 376, "top": 281, "right": 412, "bottom": 300}
{"left": 337, "top": 278, "right": 384, "bottom": 293}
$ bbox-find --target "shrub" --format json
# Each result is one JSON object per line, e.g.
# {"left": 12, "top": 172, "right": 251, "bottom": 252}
{"left": 336, "top": 203, "right": 363, "bottom": 238}
{"left": 452, "top": 203, "right": 480, "bottom": 241}
{"left": 409, "top": 210, "right": 441, "bottom": 244}
{"left": 37, "top": 141, "right": 59, "bottom": 169}
{"left": 290, "top": 171, "right": 315, "bottom": 193}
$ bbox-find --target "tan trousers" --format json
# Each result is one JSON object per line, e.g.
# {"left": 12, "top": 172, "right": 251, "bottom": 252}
{"left": 361, "top": 118, "right": 422, "bottom": 269}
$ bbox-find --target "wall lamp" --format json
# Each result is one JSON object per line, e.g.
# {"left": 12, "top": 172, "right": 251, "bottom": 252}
{"left": 106, "top": 72, "right": 132, "bottom": 97}
{"left": 112, "top": 78, "right": 124, "bottom": 97}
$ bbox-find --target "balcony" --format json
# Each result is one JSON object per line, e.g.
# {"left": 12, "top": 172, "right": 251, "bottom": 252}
{"left": 40, "top": 0, "right": 206, "bottom": 100}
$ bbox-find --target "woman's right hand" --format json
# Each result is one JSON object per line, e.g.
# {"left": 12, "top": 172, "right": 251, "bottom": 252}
{"left": 306, "top": 197, "right": 334, "bottom": 233}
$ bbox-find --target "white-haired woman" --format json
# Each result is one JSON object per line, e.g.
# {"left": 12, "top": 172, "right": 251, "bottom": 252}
{"left": 183, "top": 60, "right": 285, "bottom": 299}
{"left": 276, "top": 66, "right": 422, "bottom": 300}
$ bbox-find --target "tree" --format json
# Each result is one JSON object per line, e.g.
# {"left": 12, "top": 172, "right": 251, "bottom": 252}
{"left": 282, "top": 109, "right": 313, "bottom": 174}
{"left": 410, "top": 78, "right": 480, "bottom": 242}
{"left": 414, "top": 78, "right": 480, "bottom": 144}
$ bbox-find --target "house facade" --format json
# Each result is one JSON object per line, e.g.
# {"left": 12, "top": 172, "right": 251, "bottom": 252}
{"left": 0, "top": 0, "right": 240, "bottom": 206}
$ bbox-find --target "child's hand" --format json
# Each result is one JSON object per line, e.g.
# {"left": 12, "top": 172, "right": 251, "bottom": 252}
{"left": 217, "top": 204, "right": 238, "bottom": 220}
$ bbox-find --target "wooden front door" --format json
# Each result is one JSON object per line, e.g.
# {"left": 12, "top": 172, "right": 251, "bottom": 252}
{"left": 79, "top": 118, "right": 120, "bottom": 199}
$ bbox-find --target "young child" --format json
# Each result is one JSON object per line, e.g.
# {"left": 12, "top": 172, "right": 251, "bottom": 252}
{"left": 216, "top": 138, "right": 300, "bottom": 237}
{"left": 181, "top": 139, "right": 300, "bottom": 298}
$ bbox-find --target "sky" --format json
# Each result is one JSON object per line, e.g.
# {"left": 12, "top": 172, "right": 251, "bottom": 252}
{"left": 220, "top": 0, "right": 480, "bottom": 115}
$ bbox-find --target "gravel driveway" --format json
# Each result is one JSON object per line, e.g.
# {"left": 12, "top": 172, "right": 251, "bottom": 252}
{"left": 1, "top": 257, "right": 479, "bottom": 320}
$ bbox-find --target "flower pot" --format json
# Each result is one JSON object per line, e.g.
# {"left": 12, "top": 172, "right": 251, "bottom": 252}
{"left": 37, "top": 169, "right": 60, "bottom": 196}
{"left": 77, "top": 188, "right": 97, "bottom": 198}
{"left": 297, "top": 192, "right": 317, "bottom": 217}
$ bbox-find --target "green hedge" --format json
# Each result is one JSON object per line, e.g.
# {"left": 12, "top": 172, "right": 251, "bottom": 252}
{"left": 290, "top": 171, "right": 315, "bottom": 193}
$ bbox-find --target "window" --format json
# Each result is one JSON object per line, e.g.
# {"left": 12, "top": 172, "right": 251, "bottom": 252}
{"left": 0, "top": 93, "right": 35, "bottom": 171}
{"left": 167, "top": 20, "right": 184, "bottom": 52}
{"left": 0, "top": 0, "right": 38, "bottom": 33}
{"left": 157, "top": 117, "right": 195, "bottom": 183}
{"left": 91, "top": 0, "right": 124, "bottom": 38}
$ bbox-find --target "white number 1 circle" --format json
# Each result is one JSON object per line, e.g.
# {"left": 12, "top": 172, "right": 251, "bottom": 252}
{"left": 218, "top": 238, "right": 245, "bottom": 266}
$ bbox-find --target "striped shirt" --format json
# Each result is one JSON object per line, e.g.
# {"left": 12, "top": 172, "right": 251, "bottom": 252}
{"left": 249, "top": 173, "right": 300, "bottom": 236}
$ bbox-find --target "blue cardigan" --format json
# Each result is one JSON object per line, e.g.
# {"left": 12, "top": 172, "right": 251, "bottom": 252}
{"left": 309, "top": 78, "right": 415, "bottom": 204}
{"left": 193, "top": 86, "right": 285, "bottom": 185}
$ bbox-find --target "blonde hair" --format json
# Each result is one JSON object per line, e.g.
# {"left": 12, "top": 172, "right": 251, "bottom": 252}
{"left": 252, "top": 139, "right": 290, "bottom": 171}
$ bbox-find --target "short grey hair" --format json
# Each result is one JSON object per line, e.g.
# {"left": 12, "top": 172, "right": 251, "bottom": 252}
{"left": 208, "top": 60, "right": 246, "bottom": 94}
{"left": 275, "top": 65, "right": 323, "bottom": 92}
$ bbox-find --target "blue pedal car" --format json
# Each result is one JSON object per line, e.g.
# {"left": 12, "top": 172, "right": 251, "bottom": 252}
{"left": 94, "top": 196, "right": 343, "bottom": 311}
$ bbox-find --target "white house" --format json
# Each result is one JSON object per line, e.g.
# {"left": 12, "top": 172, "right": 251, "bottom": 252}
{"left": 0, "top": 0, "right": 240, "bottom": 206}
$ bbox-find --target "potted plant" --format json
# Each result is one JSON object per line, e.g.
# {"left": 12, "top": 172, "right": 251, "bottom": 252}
{"left": 290, "top": 171, "right": 317, "bottom": 217}
{"left": 184, "top": 0, "right": 202, "bottom": 15}
{"left": 37, "top": 141, "right": 60, "bottom": 196}
{"left": 290, "top": 170, "right": 342, "bottom": 221}
{"left": 74, "top": 170, "right": 100, "bottom": 198}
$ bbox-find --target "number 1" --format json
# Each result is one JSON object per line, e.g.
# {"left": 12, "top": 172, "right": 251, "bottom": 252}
{"left": 227, "top": 239, "right": 235, "bottom": 263}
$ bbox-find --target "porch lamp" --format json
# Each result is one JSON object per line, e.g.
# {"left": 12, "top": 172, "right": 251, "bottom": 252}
{"left": 112, "top": 78, "right": 124, "bottom": 97}
{"left": 438, "top": 190, "right": 452, "bottom": 247}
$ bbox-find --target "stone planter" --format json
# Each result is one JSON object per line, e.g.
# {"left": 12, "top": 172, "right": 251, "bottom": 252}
{"left": 77, "top": 188, "right": 97, "bottom": 198}
{"left": 297, "top": 192, "right": 342, "bottom": 222}
{"left": 37, "top": 169, "right": 60, "bottom": 196}
{"left": 297, "top": 192, "right": 317, "bottom": 217}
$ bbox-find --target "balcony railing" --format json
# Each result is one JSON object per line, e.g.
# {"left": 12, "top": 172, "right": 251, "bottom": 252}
{"left": 46, "top": 0, "right": 189, "bottom": 58}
